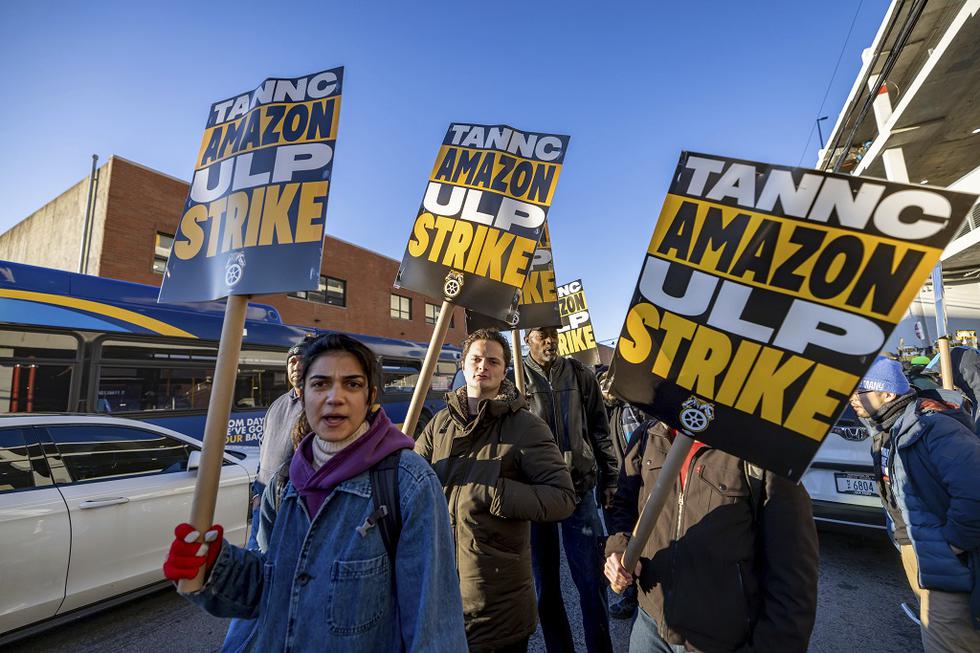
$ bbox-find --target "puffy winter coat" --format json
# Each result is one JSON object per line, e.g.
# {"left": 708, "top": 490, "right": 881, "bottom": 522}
{"left": 415, "top": 380, "right": 576, "bottom": 652}
{"left": 885, "top": 398, "right": 980, "bottom": 626}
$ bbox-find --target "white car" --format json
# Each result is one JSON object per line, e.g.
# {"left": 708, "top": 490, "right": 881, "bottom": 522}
{"left": 801, "top": 405, "right": 886, "bottom": 532}
{"left": 0, "top": 415, "right": 257, "bottom": 643}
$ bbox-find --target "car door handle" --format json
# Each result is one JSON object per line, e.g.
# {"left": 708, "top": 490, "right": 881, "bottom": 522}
{"left": 79, "top": 497, "right": 131, "bottom": 509}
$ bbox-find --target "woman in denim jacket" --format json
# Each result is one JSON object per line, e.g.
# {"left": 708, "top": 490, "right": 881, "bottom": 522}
{"left": 164, "top": 334, "right": 467, "bottom": 652}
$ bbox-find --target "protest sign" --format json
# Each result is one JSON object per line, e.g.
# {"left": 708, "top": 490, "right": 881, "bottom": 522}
{"left": 465, "top": 221, "right": 562, "bottom": 331}
{"left": 558, "top": 279, "right": 600, "bottom": 365}
{"left": 165, "top": 68, "right": 343, "bottom": 592}
{"left": 395, "top": 123, "right": 569, "bottom": 324}
{"left": 160, "top": 67, "right": 343, "bottom": 302}
{"left": 609, "top": 151, "right": 978, "bottom": 482}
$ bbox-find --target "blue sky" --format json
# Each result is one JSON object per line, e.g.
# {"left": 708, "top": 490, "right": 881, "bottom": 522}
{"left": 0, "top": 0, "right": 890, "bottom": 343}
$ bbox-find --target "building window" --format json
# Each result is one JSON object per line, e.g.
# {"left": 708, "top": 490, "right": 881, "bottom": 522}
{"left": 289, "top": 275, "right": 346, "bottom": 307}
{"left": 425, "top": 303, "right": 455, "bottom": 327}
{"left": 153, "top": 232, "right": 173, "bottom": 274}
{"left": 390, "top": 295, "right": 412, "bottom": 320}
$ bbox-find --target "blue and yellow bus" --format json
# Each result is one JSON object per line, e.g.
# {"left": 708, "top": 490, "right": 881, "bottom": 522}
{"left": 0, "top": 260, "right": 460, "bottom": 442}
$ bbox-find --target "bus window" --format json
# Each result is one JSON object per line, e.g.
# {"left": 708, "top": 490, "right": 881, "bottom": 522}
{"left": 432, "top": 361, "right": 457, "bottom": 392}
{"left": 96, "top": 340, "right": 291, "bottom": 414}
{"left": 98, "top": 366, "right": 214, "bottom": 412}
{"left": 96, "top": 339, "right": 218, "bottom": 414}
{"left": 382, "top": 360, "right": 421, "bottom": 398}
{"left": 0, "top": 329, "right": 79, "bottom": 413}
{"left": 234, "top": 350, "right": 290, "bottom": 409}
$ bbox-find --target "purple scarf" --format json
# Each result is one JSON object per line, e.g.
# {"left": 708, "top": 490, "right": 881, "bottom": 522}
{"left": 289, "top": 409, "right": 415, "bottom": 519}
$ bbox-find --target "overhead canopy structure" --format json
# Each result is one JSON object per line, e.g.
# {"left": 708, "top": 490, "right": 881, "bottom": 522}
{"left": 818, "top": 0, "right": 980, "bottom": 282}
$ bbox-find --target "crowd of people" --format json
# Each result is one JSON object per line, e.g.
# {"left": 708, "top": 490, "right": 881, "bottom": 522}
{"left": 162, "top": 329, "right": 980, "bottom": 652}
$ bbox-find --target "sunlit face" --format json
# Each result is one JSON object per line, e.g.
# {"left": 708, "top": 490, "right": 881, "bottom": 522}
{"left": 526, "top": 327, "right": 560, "bottom": 366}
{"left": 303, "top": 352, "right": 376, "bottom": 442}
{"left": 287, "top": 355, "right": 303, "bottom": 391}
{"left": 849, "top": 389, "right": 897, "bottom": 419}
{"left": 463, "top": 340, "right": 506, "bottom": 401}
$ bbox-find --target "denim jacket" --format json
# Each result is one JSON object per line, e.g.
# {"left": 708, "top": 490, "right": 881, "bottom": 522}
{"left": 185, "top": 449, "right": 467, "bottom": 652}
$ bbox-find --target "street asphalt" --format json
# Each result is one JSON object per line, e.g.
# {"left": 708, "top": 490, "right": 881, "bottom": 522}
{"left": 6, "top": 528, "right": 922, "bottom": 653}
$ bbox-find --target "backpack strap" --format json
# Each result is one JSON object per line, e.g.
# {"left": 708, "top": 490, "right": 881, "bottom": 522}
{"left": 743, "top": 461, "right": 766, "bottom": 525}
{"left": 272, "top": 460, "right": 291, "bottom": 513}
{"left": 370, "top": 450, "right": 403, "bottom": 563}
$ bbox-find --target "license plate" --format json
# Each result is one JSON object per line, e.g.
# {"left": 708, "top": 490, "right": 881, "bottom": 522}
{"left": 835, "top": 472, "right": 878, "bottom": 496}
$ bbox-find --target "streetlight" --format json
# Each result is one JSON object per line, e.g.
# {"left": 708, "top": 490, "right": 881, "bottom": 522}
{"left": 816, "top": 116, "right": 829, "bottom": 149}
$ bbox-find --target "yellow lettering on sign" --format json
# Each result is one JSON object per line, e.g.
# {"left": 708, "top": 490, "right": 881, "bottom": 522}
{"left": 258, "top": 184, "right": 297, "bottom": 246}
{"left": 174, "top": 205, "right": 208, "bottom": 260}
{"left": 296, "top": 181, "right": 328, "bottom": 243}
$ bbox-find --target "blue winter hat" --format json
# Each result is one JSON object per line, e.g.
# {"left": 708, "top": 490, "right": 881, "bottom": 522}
{"left": 857, "top": 356, "right": 911, "bottom": 395}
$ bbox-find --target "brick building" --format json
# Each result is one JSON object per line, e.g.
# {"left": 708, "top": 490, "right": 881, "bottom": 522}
{"left": 0, "top": 156, "right": 466, "bottom": 344}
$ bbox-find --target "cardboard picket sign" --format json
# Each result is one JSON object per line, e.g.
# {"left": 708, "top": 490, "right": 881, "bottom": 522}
{"left": 395, "top": 123, "right": 570, "bottom": 324}
{"left": 466, "top": 221, "right": 562, "bottom": 331}
{"left": 609, "top": 151, "right": 978, "bottom": 482}
{"left": 160, "top": 67, "right": 343, "bottom": 303}
{"left": 557, "top": 279, "right": 600, "bottom": 366}
{"left": 162, "top": 68, "right": 344, "bottom": 592}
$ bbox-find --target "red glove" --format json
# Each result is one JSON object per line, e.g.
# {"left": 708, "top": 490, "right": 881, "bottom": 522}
{"left": 163, "top": 522, "right": 224, "bottom": 581}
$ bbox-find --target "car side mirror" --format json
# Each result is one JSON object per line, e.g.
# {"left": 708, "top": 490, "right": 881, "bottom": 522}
{"left": 188, "top": 450, "right": 202, "bottom": 471}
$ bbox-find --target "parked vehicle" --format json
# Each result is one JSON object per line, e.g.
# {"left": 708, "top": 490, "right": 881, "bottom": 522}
{"left": 801, "top": 405, "right": 885, "bottom": 532}
{"left": 0, "top": 414, "right": 257, "bottom": 643}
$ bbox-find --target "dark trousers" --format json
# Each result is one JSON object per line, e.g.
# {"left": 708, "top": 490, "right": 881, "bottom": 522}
{"left": 531, "top": 491, "right": 613, "bottom": 653}
{"left": 491, "top": 636, "right": 529, "bottom": 653}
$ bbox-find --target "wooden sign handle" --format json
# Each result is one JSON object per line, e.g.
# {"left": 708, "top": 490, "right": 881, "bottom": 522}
{"left": 511, "top": 329, "right": 526, "bottom": 395}
{"left": 403, "top": 300, "right": 454, "bottom": 437}
{"left": 177, "top": 295, "right": 249, "bottom": 594}
{"left": 618, "top": 432, "right": 694, "bottom": 587}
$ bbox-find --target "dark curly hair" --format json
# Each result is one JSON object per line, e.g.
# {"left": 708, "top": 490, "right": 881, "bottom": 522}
{"left": 461, "top": 328, "right": 512, "bottom": 368}
{"left": 290, "top": 333, "right": 382, "bottom": 447}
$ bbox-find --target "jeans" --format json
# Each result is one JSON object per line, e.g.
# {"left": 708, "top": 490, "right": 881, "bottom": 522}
{"left": 630, "top": 608, "right": 688, "bottom": 653}
{"left": 531, "top": 491, "right": 613, "bottom": 653}
{"left": 220, "top": 481, "right": 263, "bottom": 653}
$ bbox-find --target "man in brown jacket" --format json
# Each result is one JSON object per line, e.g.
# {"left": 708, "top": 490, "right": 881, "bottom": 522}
{"left": 604, "top": 420, "right": 819, "bottom": 652}
{"left": 416, "top": 328, "right": 576, "bottom": 653}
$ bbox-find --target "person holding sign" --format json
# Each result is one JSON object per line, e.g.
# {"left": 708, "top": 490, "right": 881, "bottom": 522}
{"left": 220, "top": 337, "right": 312, "bottom": 652}
{"left": 851, "top": 357, "right": 980, "bottom": 652}
{"left": 163, "top": 334, "right": 467, "bottom": 651}
{"left": 415, "top": 328, "right": 575, "bottom": 653}
{"left": 604, "top": 420, "right": 819, "bottom": 653}
{"left": 522, "top": 326, "right": 617, "bottom": 653}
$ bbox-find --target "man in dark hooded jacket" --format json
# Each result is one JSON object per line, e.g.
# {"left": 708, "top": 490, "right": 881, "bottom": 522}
{"left": 523, "top": 326, "right": 617, "bottom": 653}
{"left": 852, "top": 356, "right": 980, "bottom": 652}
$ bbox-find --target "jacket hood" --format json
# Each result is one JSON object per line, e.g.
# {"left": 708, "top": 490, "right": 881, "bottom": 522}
{"left": 950, "top": 346, "right": 980, "bottom": 405}
{"left": 447, "top": 377, "right": 525, "bottom": 424}
{"left": 893, "top": 396, "right": 975, "bottom": 449}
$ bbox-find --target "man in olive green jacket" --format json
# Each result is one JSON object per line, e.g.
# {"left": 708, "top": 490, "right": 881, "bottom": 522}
{"left": 416, "top": 328, "right": 575, "bottom": 653}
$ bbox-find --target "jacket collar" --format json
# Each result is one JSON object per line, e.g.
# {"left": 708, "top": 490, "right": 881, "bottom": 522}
{"left": 446, "top": 378, "right": 526, "bottom": 426}
{"left": 892, "top": 398, "right": 974, "bottom": 449}
{"left": 523, "top": 354, "right": 565, "bottom": 380}
{"left": 284, "top": 471, "right": 373, "bottom": 501}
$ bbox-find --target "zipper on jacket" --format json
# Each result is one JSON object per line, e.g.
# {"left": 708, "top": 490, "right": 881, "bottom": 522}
{"left": 736, "top": 561, "right": 751, "bottom": 633}
{"left": 531, "top": 362, "right": 567, "bottom": 455}
{"left": 664, "top": 447, "right": 703, "bottom": 637}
